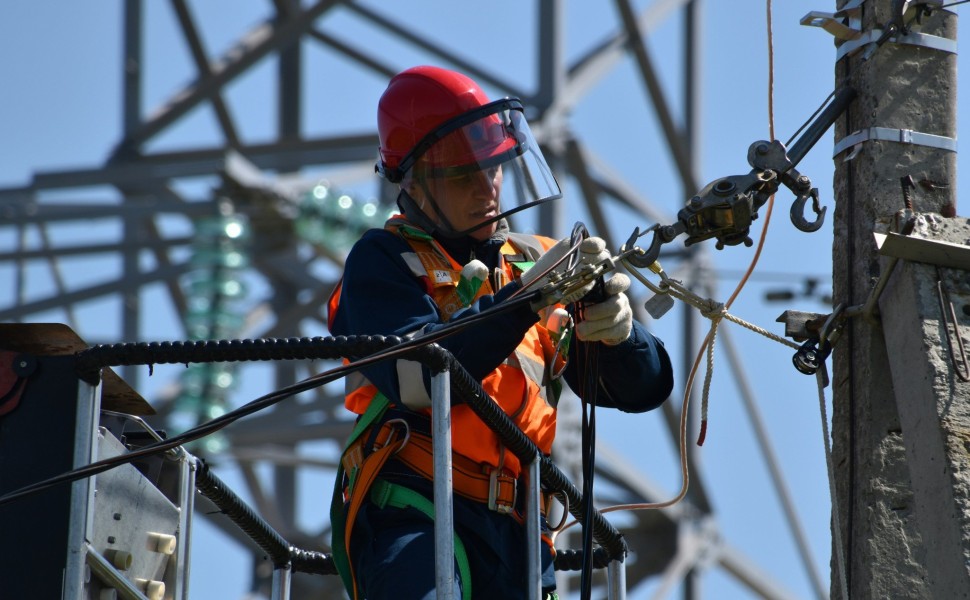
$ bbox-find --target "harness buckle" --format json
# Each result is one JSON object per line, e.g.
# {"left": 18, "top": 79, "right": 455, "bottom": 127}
{"left": 487, "top": 468, "right": 517, "bottom": 514}
{"left": 376, "top": 418, "right": 411, "bottom": 455}
{"left": 342, "top": 418, "right": 411, "bottom": 477}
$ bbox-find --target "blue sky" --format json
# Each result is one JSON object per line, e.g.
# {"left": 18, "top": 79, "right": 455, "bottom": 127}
{"left": 2, "top": 2, "right": 966, "bottom": 599}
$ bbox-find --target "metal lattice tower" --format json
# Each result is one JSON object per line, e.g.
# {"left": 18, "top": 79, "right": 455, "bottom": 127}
{"left": 0, "top": 1, "right": 828, "bottom": 598}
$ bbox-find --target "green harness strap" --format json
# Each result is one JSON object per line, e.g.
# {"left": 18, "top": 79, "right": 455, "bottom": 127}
{"left": 330, "top": 394, "right": 392, "bottom": 596}
{"left": 370, "top": 478, "right": 473, "bottom": 600}
{"left": 330, "top": 394, "right": 473, "bottom": 600}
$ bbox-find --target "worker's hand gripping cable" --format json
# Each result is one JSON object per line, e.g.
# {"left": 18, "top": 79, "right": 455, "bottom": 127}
{"left": 574, "top": 269, "right": 633, "bottom": 345}
{"left": 515, "top": 236, "right": 611, "bottom": 311}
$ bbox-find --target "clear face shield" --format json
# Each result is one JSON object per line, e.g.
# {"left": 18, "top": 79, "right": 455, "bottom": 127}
{"left": 392, "top": 99, "right": 562, "bottom": 236}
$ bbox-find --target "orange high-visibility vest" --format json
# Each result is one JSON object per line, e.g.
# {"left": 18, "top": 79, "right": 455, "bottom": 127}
{"left": 329, "top": 215, "right": 564, "bottom": 476}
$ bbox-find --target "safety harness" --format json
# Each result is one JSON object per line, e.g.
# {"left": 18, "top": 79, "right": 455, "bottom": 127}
{"left": 329, "top": 218, "right": 563, "bottom": 599}
{"left": 330, "top": 393, "right": 475, "bottom": 600}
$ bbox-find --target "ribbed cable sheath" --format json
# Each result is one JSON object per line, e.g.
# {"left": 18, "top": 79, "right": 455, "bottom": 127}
{"left": 432, "top": 344, "right": 628, "bottom": 563}
{"left": 195, "top": 458, "right": 337, "bottom": 574}
{"left": 76, "top": 335, "right": 627, "bottom": 567}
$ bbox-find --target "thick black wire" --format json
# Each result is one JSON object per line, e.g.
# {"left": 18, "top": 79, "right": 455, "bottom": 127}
{"left": 0, "top": 290, "right": 542, "bottom": 507}
{"left": 567, "top": 221, "right": 604, "bottom": 599}
{"left": 194, "top": 457, "right": 336, "bottom": 574}
{"left": 785, "top": 89, "right": 836, "bottom": 147}
{"left": 0, "top": 234, "right": 636, "bottom": 571}
{"left": 578, "top": 334, "right": 599, "bottom": 600}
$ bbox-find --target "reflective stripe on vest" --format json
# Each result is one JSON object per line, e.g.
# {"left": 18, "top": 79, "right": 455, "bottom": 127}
{"left": 343, "top": 215, "right": 562, "bottom": 476}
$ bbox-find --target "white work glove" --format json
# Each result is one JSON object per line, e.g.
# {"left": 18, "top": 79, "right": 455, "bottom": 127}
{"left": 575, "top": 273, "right": 633, "bottom": 345}
{"left": 520, "top": 236, "right": 611, "bottom": 308}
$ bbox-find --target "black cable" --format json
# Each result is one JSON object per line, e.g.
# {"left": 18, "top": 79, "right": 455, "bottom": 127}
{"left": 578, "top": 336, "right": 599, "bottom": 600}
{"left": 786, "top": 89, "right": 836, "bottom": 148}
{"left": 566, "top": 221, "right": 605, "bottom": 600}
{"left": 0, "top": 290, "right": 542, "bottom": 507}
{"left": 0, "top": 228, "right": 636, "bottom": 572}
{"left": 0, "top": 239, "right": 638, "bottom": 587}
{"left": 194, "top": 457, "right": 335, "bottom": 574}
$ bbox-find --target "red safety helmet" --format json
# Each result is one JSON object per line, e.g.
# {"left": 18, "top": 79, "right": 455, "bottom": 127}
{"left": 377, "top": 66, "right": 520, "bottom": 182}
{"left": 375, "top": 65, "right": 561, "bottom": 235}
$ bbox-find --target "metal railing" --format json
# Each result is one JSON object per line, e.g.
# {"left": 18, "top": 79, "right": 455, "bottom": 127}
{"left": 75, "top": 334, "right": 629, "bottom": 599}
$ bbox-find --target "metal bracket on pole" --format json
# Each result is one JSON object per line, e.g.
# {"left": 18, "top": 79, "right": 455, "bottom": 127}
{"left": 875, "top": 230, "right": 970, "bottom": 271}
{"left": 801, "top": 0, "right": 864, "bottom": 40}
{"left": 834, "top": 127, "right": 957, "bottom": 161}
{"left": 803, "top": 1, "right": 953, "bottom": 60}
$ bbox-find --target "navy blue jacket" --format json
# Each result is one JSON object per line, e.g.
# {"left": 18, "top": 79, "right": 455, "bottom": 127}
{"left": 330, "top": 226, "right": 674, "bottom": 412}
{"left": 331, "top": 222, "right": 673, "bottom": 596}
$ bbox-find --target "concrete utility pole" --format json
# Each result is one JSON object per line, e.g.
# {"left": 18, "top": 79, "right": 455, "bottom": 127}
{"left": 829, "top": 1, "right": 965, "bottom": 598}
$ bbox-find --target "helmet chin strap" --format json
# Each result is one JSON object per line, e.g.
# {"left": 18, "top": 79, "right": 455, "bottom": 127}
{"left": 396, "top": 187, "right": 461, "bottom": 239}
{"left": 399, "top": 178, "right": 556, "bottom": 240}
{"left": 399, "top": 180, "right": 489, "bottom": 240}
{"left": 417, "top": 178, "right": 465, "bottom": 239}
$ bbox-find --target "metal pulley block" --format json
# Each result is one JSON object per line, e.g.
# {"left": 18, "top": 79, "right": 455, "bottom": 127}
{"left": 792, "top": 339, "right": 832, "bottom": 375}
{"left": 678, "top": 171, "right": 771, "bottom": 250}
{"left": 788, "top": 305, "right": 845, "bottom": 376}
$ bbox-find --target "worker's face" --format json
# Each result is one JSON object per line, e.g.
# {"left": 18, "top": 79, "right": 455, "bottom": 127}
{"left": 410, "top": 166, "right": 503, "bottom": 241}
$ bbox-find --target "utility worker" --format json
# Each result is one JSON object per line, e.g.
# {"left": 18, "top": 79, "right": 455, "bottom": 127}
{"left": 328, "top": 65, "right": 673, "bottom": 600}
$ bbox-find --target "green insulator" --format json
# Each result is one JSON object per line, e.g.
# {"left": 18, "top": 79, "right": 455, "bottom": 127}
{"left": 195, "top": 215, "right": 250, "bottom": 240}
{"left": 185, "top": 324, "right": 212, "bottom": 340}
{"left": 185, "top": 309, "right": 244, "bottom": 336}
{"left": 173, "top": 391, "right": 203, "bottom": 411}
{"left": 180, "top": 370, "right": 211, "bottom": 396}
{"left": 204, "top": 403, "right": 227, "bottom": 420}
{"left": 296, "top": 186, "right": 395, "bottom": 251}
{"left": 186, "top": 276, "right": 247, "bottom": 299}
{"left": 189, "top": 248, "right": 248, "bottom": 269}
{"left": 294, "top": 214, "right": 324, "bottom": 245}
{"left": 358, "top": 201, "right": 381, "bottom": 226}
{"left": 211, "top": 369, "right": 235, "bottom": 390}
{"left": 221, "top": 216, "right": 248, "bottom": 241}
{"left": 200, "top": 433, "right": 229, "bottom": 455}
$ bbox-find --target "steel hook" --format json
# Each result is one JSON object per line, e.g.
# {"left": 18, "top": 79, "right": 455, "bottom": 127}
{"left": 623, "top": 224, "right": 664, "bottom": 268}
{"left": 790, "top": 188, "right": 827, "bottom": 232}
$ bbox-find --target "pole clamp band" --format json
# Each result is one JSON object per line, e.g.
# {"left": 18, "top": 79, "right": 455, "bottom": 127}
{"left": 834, "top": 127, "right": 957, "bottom": 160}
{"left": 836, "top": 29, "right": 957, "bottom": 61}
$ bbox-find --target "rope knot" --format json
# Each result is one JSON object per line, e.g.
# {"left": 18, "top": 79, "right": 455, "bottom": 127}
{"left": 700, "top": 299, "right": 725, "bottom": 320}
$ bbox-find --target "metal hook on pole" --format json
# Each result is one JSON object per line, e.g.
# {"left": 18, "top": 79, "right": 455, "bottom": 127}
{"left": 790, "top": 188, "right": 827, "bottom": 233}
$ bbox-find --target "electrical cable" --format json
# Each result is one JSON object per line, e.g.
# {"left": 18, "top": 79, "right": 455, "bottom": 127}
{"left": 568, "top": 222, "right": 601, "bottom": 600}
{"left": 578, "top": 341, "right": 597, "bottom": 600}
{"left": 0, "top": 288, "right": 547, "bottom": 507}
{"left": 786, "top": 89, "right": 837, "bottom": 148}
{"left": 553, "top": 0, "right": 783, "bottom": 532}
